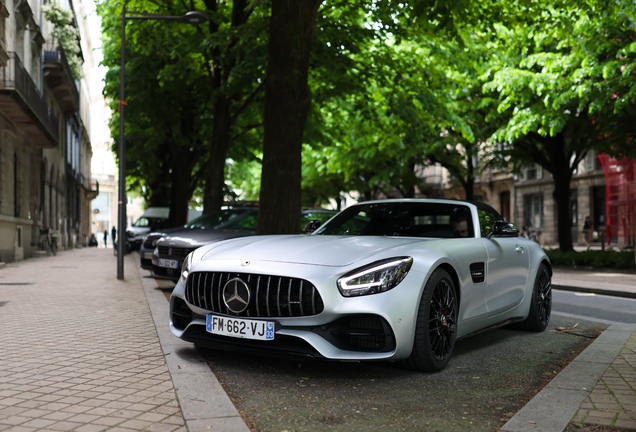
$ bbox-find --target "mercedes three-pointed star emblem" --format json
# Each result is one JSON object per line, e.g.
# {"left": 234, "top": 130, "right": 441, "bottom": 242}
{"left": 222, "top": 278, "right": 251, "bottom": 314}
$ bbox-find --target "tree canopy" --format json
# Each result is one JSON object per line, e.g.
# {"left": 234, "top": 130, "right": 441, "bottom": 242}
{"left": 96, "top": 0, "right": 636, "bottom": 248}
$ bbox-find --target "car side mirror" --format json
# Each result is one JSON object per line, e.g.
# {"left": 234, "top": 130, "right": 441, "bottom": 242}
{"left": 303, "top": 220, "right": 322, "bottom": 234}
{"left": 487, "top": 220, "right": 519, "bottom": 239}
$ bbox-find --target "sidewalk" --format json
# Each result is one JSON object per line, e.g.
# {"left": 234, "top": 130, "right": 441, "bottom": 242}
{"left": 0, "top": 248, "right": 247, "bottom": 432}
{"left": 0, "top": 248, "right": 635, "bottom": 432}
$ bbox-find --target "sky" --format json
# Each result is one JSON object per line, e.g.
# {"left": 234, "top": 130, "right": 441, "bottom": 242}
{"left": 84, "top": 0, "right": 107, "bottom": 89}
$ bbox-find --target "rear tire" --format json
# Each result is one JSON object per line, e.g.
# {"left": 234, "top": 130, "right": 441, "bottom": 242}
{"left": 518, "top": 263, "right": 551, "bottom": 332}
{"left": 401, "top": 268, "right": 458, "bottom": 372}
{"left": 51, "top": 240, "right": 58, "bottom": 256}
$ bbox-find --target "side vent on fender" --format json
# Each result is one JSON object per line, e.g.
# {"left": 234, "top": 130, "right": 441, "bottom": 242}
{"left": 470, "top": 263, "right": 485, "bottom": 284}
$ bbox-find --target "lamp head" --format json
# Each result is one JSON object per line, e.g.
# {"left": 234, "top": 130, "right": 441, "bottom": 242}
{"left": 181, "top": 11, "right": 208, "bottom": 25}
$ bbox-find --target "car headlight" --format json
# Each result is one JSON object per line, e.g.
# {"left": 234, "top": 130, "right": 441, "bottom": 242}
{"left": 180, "top": 252, "right": 194, "bottom": 285}
{"left": 337, "top": 257, "right": 413, "bottom": 297}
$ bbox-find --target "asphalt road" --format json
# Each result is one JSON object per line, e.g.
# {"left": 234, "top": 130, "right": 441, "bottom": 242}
{"left": 200, "top": 315, "right": 605, "bottom": 432}
{"left": 553, "top": 289, "right": 636, "bottom": 323}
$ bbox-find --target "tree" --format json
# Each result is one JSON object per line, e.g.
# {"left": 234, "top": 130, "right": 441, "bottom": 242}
{"left": 257, "top": 0, "right": 322, "bottom": 235}
{"left": 200, "top": 0, "right": 269, "bottom": 213}
{"left": 482, "top": 0, "right": 636, "bottom": 250}
{"left": 98, "top": 0, "right": 268, "bottom": 225}
{"left": 99, "top": 0, "right": 212, "bottom": 226}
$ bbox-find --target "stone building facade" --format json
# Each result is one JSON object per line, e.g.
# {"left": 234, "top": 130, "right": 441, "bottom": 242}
{"left": 417, "top": 151, "right": 612, "bottom": 247}
{"left": 0, "top": 0, "right": 96, "bottom": 263}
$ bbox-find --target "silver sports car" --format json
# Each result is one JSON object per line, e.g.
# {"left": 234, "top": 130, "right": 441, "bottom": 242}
{"left": 169, "top": 199, "right": 552, "bottom": 372}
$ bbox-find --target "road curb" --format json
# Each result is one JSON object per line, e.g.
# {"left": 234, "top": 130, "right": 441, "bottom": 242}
{"left": 553, "top": 283, "right": 636, "bottom": 299}
{"left": 499, "top": 322, "right": 636, "bottom": 432}
{"left": 134, "top": 252, "right": 251, "bottom": 432}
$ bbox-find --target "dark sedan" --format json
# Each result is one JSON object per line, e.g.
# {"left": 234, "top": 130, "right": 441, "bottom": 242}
{"left": 151, "top": 209, "right": 338, "bottom": 282}
{"left": 139, "top": 208, "right": 254, "bottom": 270}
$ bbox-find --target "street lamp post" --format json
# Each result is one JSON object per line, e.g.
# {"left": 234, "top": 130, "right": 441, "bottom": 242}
{"left": 117, "top": 7, "right": 207, "bottom": 280}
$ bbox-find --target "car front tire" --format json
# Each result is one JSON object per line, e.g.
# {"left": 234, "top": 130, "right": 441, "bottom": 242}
{"left": 401, "top": 268, "right": 458, "bottom": 372}
{"left": 518, "top": 263, "right": 551, "bottom": 332}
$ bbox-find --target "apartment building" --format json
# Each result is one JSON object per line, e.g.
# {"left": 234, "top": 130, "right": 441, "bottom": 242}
{"left": 416, "top": 150, "right": 618, "bottom": 248}
{"left": 0, "top": 0, "right": 96, "bottom": 263}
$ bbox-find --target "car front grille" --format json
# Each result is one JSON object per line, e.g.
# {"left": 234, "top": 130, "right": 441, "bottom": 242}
{"left": 185, "top": 272, "right": 324, "bottom": 318}
{"left": 157, "top": 246, "right": 195, "bottom": 260}
{"left": 143, "top": 237, "right": 158, "bottom": 249}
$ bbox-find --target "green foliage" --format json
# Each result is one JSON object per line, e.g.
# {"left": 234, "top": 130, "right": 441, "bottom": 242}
{"left": 225, "top": 157, "right": 261, "bottom": 202}
{"left": 43, "top": 5, "right": 83, "bottom": 79}
{"left": 544, "top": 248, "right": 636, "bottom": 269}
{"left": 478, "top": 210, "right": 493, "bottom": 238}
{"left": 97, "top": 0, "right": 268, "bottom": 215}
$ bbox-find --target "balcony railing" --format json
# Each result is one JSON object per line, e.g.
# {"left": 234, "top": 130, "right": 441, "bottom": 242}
{"left": 1, "top": 52, "right": 59, "bottom": 144}
{"left": 44, "top": 46, "right": 80, "bottom": 106}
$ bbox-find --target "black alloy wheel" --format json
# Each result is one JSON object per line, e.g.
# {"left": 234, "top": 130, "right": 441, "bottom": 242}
{"left": 401, "top": 268, "right": 458, "bottom": 372}
{"left": 518, "top": 263, "right": 551, "bottom": 332}
{"left": 429, "top": 277, "right": 458, "bottom": 360}
{"left": 536, "top": 265, "right": 551, "bottom": 326}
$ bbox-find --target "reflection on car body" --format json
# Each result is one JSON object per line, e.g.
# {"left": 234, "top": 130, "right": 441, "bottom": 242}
{"left": 168, "top": 199, "right": 552, "bottom": 372}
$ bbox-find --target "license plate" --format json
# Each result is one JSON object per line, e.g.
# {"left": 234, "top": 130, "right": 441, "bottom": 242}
{"left": 158, "top": 258, "right": 178, "bottom": 269}
{"left": 206, "top": 315, "right": 275, "bottom": 341}
{"left": 143, "top": 251, "right": 154, "bottom": 259}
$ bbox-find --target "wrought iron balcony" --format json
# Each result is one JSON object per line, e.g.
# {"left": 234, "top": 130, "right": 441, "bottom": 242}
{"left": 0, "top": 52, "right": 59, "bottom": 148}
{"left": 44, "top": 45, "right": 80, "bottom": 114}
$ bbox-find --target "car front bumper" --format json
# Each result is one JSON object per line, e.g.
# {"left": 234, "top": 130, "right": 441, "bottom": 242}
{"left": 169, "top": 259, "right": 426, "bottom": 362}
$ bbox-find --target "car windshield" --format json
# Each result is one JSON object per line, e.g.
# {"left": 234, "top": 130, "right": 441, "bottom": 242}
{"left": 132, "top": 217, "right": 149, "bottom": 228}
{"left": 215, "top": 210, "right": 338, "bottom": 232}
{"left": 185, "top": 209, "right": 250, "bottom": 229}
{"left": 217, "top": 211, "right": 259, "bottom": 230}
{"left": 314, "top": 202, "right": 475, "bottom": 238}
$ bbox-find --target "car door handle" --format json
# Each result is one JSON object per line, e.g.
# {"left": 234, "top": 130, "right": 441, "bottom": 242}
{"left": 516, "top": 245, "right": 525, "bottom": 254}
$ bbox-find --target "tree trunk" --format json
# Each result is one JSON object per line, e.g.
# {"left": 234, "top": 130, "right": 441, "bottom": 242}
{"left": 257, "top": 0, "right": 321, "bottom": 235}
{"left": 203, "top": 96, "right": 232, "bottom": 213}
{"left": 551, "top": 168, "right": 574, "bottom": 252}
{"left": 547, "top": 134, "right": 574, "bottom": 251}
{"left": 168, "top": 152, "right": 194, "bottom": 228}
{"left": 168, "top": 177, "right": 190, "bottom": 228}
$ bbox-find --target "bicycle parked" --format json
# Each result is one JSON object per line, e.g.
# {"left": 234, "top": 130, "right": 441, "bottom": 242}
{"left": 39, "top": 228, "right": 59, "bottom": 255}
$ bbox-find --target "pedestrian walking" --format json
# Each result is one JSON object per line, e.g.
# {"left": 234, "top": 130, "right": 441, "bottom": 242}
{"left": 111, "top": 226, "right": 117, "bottom": 247}
{"left": 103, "top": 229, "right": 108, "bottom": 248}
{"left": 583, "top": 215, "right": 593, "bottom": 245}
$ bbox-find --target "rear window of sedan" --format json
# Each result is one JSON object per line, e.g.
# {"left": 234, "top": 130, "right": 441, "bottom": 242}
{"left": 315, "top": 202, "right": 475, "bottom": 238}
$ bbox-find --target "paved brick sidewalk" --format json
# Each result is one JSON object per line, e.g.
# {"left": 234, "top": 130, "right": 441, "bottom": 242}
{"left": 0, "top": 248, "right": 186, "bottom": 432}
{"left": 571, "top": 327, "right": 636, "bottom": 430}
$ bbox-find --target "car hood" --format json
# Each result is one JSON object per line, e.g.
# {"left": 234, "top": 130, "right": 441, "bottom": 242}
{"left": 199, "top": 235, "right": 424, "bottom": 267}
{"left": 127, "top": 227, "right": 150, "bottom": 237}
{"left": 158, "top": 229, "right": 255, "bottom": 248}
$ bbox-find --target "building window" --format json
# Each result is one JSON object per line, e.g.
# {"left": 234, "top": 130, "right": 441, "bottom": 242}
{"left": 524, "top": 194, "right": 544, "bottom": 228}
{"left": 524, "top": 164, "right": 543, "bottom": 181}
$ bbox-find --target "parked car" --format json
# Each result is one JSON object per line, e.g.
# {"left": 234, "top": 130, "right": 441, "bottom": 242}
{"left": 127, "top": 207, "right": 201, "bottom": 251}
{"left": 168, "top": 199, "right": 552, "bottom": 372}
{"left": 139, "top": 208, "right": 255, "bottom": 270}
{"left": 152, "top": 209, "right": 338, "bottom": 282}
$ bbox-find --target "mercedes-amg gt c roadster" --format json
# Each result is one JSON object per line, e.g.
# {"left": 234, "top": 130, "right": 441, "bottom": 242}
{"left": 169, "top": 199, "right": 551, "bottom": 372}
